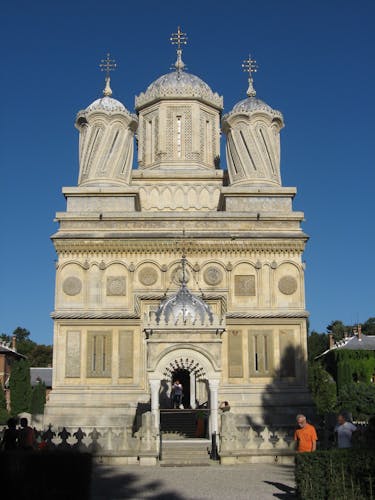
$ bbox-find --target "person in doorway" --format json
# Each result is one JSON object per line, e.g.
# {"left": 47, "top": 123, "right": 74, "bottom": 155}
{"left": 1, "top": 418, "right": 19, "bottom": 451}
{"left": 171, "top": 380, "right": 183, "bottom": 409}
{"left": 294, "top": 414, "right": 317, "bottom": 452}
{"left": 335, "top": 412, "right": 357, "bottom": 449}
{"left": 18, "top": 417, "right": 35, "bottom": 451}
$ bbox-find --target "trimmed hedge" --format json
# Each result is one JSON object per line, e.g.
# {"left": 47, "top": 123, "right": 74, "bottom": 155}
{"left": 295, "top": 449, "right": 375, "bottom": 499}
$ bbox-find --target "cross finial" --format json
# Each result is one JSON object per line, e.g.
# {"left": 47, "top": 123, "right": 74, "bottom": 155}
{"left": 99, "top": 52, "right": 117, "bottom": 97}
{"left": 242, "top": 54, "right": 258, "bottom": 97}
{"left": 170, "top": 26, "right": 188, "bottom": 73}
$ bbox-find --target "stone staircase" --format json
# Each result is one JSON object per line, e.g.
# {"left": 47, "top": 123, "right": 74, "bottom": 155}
{"left": 160, "top": 410, "right": 201, "bottom": 439}
{"left": 160, "top": 439, "right": 212, "bottom": 466}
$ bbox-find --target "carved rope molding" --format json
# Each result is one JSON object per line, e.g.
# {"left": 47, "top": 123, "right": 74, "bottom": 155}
{"left": 226, "top": 310, "right": 309, "bottom": 319}
{"left": 53, "top": 239, "right": 306, "bottom": 256}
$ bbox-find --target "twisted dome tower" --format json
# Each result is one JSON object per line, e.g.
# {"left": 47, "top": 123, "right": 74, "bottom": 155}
{"left": 222, "top": 56, "right": 284, "bottom": 186}
{"left": 75, "top": 54, "right": 138, "bottom": 186}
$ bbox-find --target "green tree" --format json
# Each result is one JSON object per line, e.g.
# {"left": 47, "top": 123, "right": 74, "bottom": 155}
{"left": 338, "top": 382, "right": 375, "bottom": 420}
{"left": 0, "top": 387, "right": 8, "bottom": 424}
{"left": 307, "top": 331, "right": 329, "bottom": 361}
{"left": 362, "top": 317, "right": 375, "bottom": 336}
{"left": 9, "top": 359, "right": 32, "bottom": 416}
{"left": 308, "top": 362, "right": 337, "bottom": 415}
{"left": 327, "top": 320, "right": 348, "bottom": 342}
{"left": 30, "top": 382, "right": 46, "bottom": 415}
{"left": 28, "top": 345, "right": 53, "bottom": 367}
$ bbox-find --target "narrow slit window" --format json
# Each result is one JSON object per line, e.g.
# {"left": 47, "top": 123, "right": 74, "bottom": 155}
{"left": 92, "top": 336, "right": 97, "bottom": 372}
{"left": 254, "top": 336, "right": 259, "bottom": 372}
{"left": 102, "top": 336, "right": 106, "bottom": 371}
{"left": 264, "top": 336, "right": 268, "bottom": 371}
{"left": 147, "top": 120, "right": 153, "bottom": 163}
{"left": 176, "top": 116, "right": 182, "bottom": 158}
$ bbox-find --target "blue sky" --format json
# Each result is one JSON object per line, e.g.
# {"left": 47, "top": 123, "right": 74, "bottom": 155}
{"left": 1, "top": 0, "right": 374, "bottom": 344}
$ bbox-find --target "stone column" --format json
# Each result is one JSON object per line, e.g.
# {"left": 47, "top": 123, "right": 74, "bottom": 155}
{"left": 149, "top": 379, "right": 161, "bottom": 430}
{"left": 209, "top": 379, "right": 220, "bottom": 436}
{"left": 190, "top": 372, "right": 196, "bottom": 409}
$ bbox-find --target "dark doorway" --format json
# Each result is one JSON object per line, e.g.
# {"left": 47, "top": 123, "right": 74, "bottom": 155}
{"left": 172, "top": 369, "right": 190, "bottom": 409}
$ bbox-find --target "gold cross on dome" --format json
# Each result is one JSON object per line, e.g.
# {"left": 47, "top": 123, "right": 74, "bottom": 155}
{"left": 99, "top": 52, "right": 117, "bottom": 77}
{"left": 170, "top": 26, "right": 188, "bottom": 50}
{"left": 170, "top": 26, "right": 188, "bottom": 73}
{"left": 242, "top": 54, "right": 258, "bottom": 97}
{"left": 99, "top": 52, "right": 117, "bottom": 97}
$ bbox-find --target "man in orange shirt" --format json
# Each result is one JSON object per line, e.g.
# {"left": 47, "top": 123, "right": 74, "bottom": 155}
{"left": 294, "top": 414, "right": 317, "bottom": 452}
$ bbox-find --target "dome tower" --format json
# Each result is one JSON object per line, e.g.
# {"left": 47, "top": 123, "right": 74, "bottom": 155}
{"left": 135, "top": 27, "right": 223, "bottom": 171}
{"left": 75, "top": 53, "right": 138, "bottom": 186}
{"left": 222, "top": 56, "right": 284, "bottom": 186}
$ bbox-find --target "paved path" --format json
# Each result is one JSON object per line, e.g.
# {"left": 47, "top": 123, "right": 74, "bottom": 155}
{"left": 91, "top": 464, "right": 295, "bottom": 499}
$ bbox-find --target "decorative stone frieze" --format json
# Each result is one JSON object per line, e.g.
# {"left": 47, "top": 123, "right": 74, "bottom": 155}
{"left": 278, "top": 275, "right": 298, "bottom": 295}
{"left": 138, "top": 267, "right": 158, "bottom": 286}
{"left": 234, "top": 275, "right": 256, "bottom": 296}
{"left": 62, "top": 277, "right": 82, "bottom": 296}
{"left": 106, "top": 276, "right": 126, "bottom": 296}
{"left": 203, "top": 266, "right": 223, "bottom": 286}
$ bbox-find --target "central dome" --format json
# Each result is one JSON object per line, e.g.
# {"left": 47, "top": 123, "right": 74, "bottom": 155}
{"left": 135, "top": 70, "right": 223, "bottom": 110}
{"left": 156, "top": 283, "right": 214, "bottom": 326}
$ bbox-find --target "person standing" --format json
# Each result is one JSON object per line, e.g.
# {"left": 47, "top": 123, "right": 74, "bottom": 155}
{"left": 335, "top": 412, "right": 357, "bottom": 449}
{"left": 1, "top": 418, "right": 18, "bottom": 451}
{"left": 18, "top": 417, "right": 35, "bottom": 451}
{"left": 294, "top": 414, "right": 318, "bottom": 452}
{"left": 171, "top": 380, "right": 183, "bottom": 409}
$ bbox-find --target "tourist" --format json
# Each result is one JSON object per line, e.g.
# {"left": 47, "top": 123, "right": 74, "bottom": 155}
{"left": 171, "top": 380, "right": 183, "bottom": 408}
{"left": 18, "top": 417, "right": 35, "bottom": 451}
{"left": 335, "top": 412, "right": 357, "bottom": 449}
{"left": 294, "top": 414, "right": 318, "bottom": 452}
{"left": 1, "top": 417, "right": 18, "bottom": 451}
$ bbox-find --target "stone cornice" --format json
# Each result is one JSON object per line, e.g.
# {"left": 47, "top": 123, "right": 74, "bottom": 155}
{"left": 53, "top": 239, "right": 307, "bottom": 256}
{"left": 226, "top": 310, "right": 309, "bottom": 319}
{"left": 51, "top": 311, "right": 140, "bottom": 320}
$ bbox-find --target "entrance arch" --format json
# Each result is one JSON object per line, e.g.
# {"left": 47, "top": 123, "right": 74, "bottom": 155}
{"left": 148, "top": 347, "right": 221, "bottom": 436}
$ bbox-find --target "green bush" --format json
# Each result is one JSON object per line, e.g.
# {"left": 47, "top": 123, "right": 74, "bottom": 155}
{"left": 0, "top": 388, "right": 8, "bottom": 424}
{"left": 9, "top": 359, "right": 32, "bottom": 416}
{"left": 338, "top": 382, "right": 375, "bottom": 420}
{"left": 295, "top": 449, "right": 375, "bottom": 499}
{"left": 30, "top": 382, "right": 46, "bottom": 415}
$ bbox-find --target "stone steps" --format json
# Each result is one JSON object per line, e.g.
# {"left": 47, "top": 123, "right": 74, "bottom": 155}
{"left": 160, "top": 440, "right": 211, "bottom": 467}
{"left": 160, "top": 410, "right": 200, "bottom": 439}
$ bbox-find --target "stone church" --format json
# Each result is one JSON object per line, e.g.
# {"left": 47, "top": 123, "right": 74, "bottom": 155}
{"left": 45, "top": 29, "right": 312, "bottom": 437}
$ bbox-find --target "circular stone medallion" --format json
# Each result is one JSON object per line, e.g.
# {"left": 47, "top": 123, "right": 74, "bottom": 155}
{"left": 139, "top": 267, "right": 158, "bottom": 286}
{"left": 62, "top": 276, "right": 82, "bottom": 296}
{"left": 203, "top": 266, "right": 223, "bottom": 286}
{"left": 278, "top": 276, "right": 298, "bottom": 295}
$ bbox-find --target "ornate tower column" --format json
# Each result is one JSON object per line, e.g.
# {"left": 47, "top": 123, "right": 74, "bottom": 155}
{"left": 75, "top": 54, "right": 138, "bottom": 186}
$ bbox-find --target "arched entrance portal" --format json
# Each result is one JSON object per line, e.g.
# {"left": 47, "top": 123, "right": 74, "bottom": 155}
{"left": 148, "top": 348, "right": 220, "bottom": 437}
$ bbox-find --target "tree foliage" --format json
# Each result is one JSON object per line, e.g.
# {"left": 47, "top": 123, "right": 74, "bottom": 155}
{"left": 338, "top": 382, "right": 375, "bottom": 420}
{"left": 326, "top": 320, "right": 349, "bottom": 342}
{"left": 0, "top": 327, "right": 52, "bottom": 367}
{"left": 31, "top": 382, "right": 46, "bottom": 415}
{"left": 0, "top": 387, "right": 8, "bottom": 424}
{"left": 9, "top": 359, "right": 32, "bottom": 416}
{"left": 308, "top": 362, "right": 337, "bottom": 416}
{"left": 307, "top": 331, "right": 328, "bottom": 361}
{"left": 362, "top": 317, "right": 375, "bottom": 336}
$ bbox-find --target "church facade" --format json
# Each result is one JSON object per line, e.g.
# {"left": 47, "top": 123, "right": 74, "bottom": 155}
{"left": 45, "top": 32, "right": 311, "bottom": 435}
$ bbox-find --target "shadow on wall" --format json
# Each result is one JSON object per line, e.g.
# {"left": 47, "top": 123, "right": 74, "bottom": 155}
{"left": 260, "top": 345, "right": 314, "bottom": 428}
{"left": 132, "top": 402, "right": 151, "bottom": 434}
